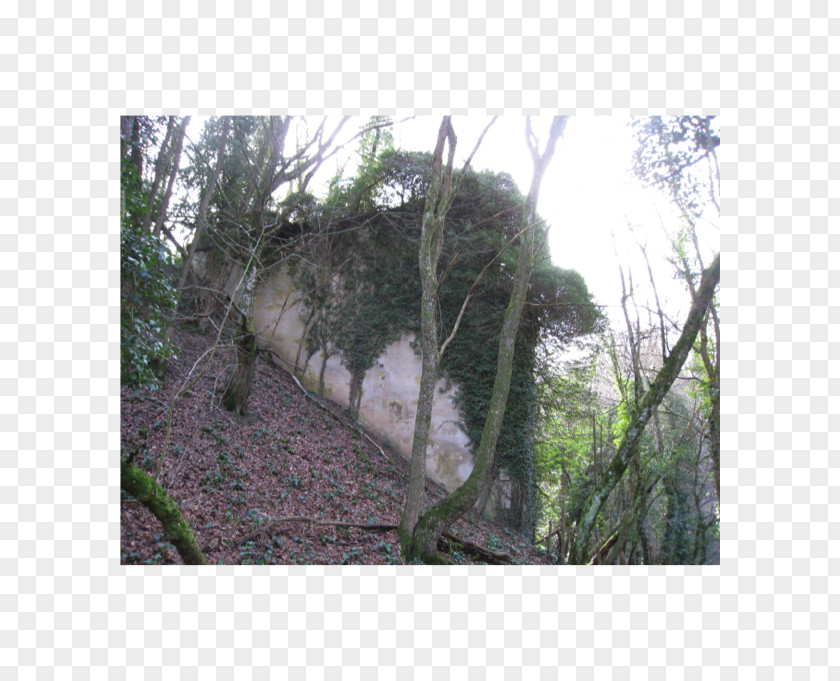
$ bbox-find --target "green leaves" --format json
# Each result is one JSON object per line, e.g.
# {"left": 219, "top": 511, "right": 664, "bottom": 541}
{"left": 120, "top": 149, "right": 179, "bottom": 388}
{"left": 630, "top": 115, "right": 719, "bottom": 218}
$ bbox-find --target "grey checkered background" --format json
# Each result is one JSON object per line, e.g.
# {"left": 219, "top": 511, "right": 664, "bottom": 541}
{"left": 1, "top": 0, "right": 836, "bottom": 678}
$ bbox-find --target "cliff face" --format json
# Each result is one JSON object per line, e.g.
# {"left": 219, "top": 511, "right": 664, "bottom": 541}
{"left": 253, "top": 268, "right": 474, "bottom": 493}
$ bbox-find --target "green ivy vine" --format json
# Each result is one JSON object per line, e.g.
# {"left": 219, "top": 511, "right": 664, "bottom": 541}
{"left": 291, "top": 152, "right": 602, "bottom": 532}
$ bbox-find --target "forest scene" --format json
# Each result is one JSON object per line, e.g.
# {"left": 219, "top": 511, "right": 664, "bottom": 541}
{"left": 120, "top": 115, "right": 720, "bottom": 565}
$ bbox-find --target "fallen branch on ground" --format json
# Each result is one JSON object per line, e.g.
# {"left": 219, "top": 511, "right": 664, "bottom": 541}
{"left": 439, "top": 533, "right": 512, "bottom": 565}
{"left": 235, "top": 515, "right": 513, "bottom": 564}
{"left": 236, "top": 516, "right": 397, "bottom": 546}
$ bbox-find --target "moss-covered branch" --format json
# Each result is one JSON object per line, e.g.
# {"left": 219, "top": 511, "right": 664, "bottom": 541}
{"left": 569, "top": 253, "right": 720, "bottom": 564}
{"left": 121, "top": 459, "right": 209, "bottom": 565}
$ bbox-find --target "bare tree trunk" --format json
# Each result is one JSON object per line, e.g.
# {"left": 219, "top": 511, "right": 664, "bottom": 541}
{"left": 129, "top": 116, "right": 143, "bottom": 179}
{"left": 398, "top": 116, "right": 497, "bottom": 557}
{"left": 709, "top": 386, "right": 720, "bottom": 502}
{"left": 409, "top": 222, "right": 537, "bottom": 561}
{"left": 120, "top": 116, "right": 135, "bottom": 170}
{"left": 473, "top": 464, "right": 496, "bottom": 516}
{"left": 153, "top": 118, "right": 232, "bottom": 379}
{"left": 698, "top": 308, "right": 720, "bottom": 503}
{"left": 215, "top": 116, "right": 353, "bottom": 415}
{"left": 317, "top": 342, "right": 331, "bottom": 397}
{"left": 398, "top": 117, "right": 457, "bottom": 555}
{"left": 178, "top": 116, "right": 231, "bottom": 297}
{"left": 569, "top": 253, "right": 720, "bottom": 564}
{"left": 121, "top": 116, "right": 144, "bottom": 229}
{"left": 633, "top": 456, "right": 652, "bottom": 565}
{"left": 348, "top": 371, "right": 364, "bottom": 420}
{"left": 152, "top": 116, "right": 191, "bottom": 241}
{"left": 407, "top": 117, "right": 568, "bottom": 563}
{"left": 142, "top": 116, "right": 176, "bottom": 233}
{"left": 691, "top": 436, "right": 710, "bottom": 564}
{"left": 223, "top": 265, "right": 259, "bottom": 415}
{"left": 120, "top": 116, "right": 134, "bottom": 221}
{"left": 672, "top": 218, "right": 721, "bottom": 504}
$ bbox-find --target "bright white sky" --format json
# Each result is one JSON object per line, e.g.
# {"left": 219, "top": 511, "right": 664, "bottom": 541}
{"left": 348, "top": 116, "right": 718, "bottom": 327}
{"left": 186, "top": 116, "right": 719, "bottom": 329}
{"left": 396, "top": 117, "right": 650, "bottom": 317}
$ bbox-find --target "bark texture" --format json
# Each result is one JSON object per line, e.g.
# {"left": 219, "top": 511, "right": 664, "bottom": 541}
{"left": 142, "top": 116, "right": 177, "bottom": 233}
{"left": 222, "top": 265, "right": 259, "bottom": 415}
{"left": 121, "top": 458, "right": 208, "bottom": 565}
{"left": 406, "top": 117, "right": 568, "bottom": 563}
{"left": 177, "top": 116, "right": 230, "bottom": 297}
{"left": 699, "top": 307, "right": 721, "bottom": 503}
{"left": 213, "top": 116, "right": 352, "bottom": 415}
{"left": 569, "top": 252, "right": 720, "bottom": 564}
{"left": 398, "top": 117, "right": 456, "bottom": 555}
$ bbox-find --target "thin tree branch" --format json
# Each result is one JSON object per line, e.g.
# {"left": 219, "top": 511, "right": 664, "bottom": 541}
{"left": 439, "top": 219, "right": 543, "bottom": 358}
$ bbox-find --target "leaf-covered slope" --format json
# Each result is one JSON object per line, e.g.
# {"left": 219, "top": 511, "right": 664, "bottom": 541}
{"left": 120, "top": 325, "right": 552, "bottom": 565}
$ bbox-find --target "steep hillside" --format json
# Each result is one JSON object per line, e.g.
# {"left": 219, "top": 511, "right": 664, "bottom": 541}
{"left": 121, "top": 324, "right": 552, "bottom": 565}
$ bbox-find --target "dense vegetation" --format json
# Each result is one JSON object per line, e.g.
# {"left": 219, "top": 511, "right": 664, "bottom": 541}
{"left": 120, "top": 115, "right": 719, "bottom": 565}
{"left": 288, "top": 137, "right": 602, "bottom": 542}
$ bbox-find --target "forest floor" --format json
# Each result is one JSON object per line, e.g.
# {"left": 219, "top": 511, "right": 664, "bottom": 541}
{"left": 121, "top": 323, "right": 552, "bottom": 565}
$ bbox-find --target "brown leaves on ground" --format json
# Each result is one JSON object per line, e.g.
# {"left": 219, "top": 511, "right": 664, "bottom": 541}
{"left": 121, "top": 325, "right": 551, "bottom": 565}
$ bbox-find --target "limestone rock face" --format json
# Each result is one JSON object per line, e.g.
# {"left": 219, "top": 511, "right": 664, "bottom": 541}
{"left": 253, "top": 268, "right": 473, "bottom": 493}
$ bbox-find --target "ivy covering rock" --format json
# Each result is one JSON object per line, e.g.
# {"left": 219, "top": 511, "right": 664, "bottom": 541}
{"left": 289, "top": 146, "right": 603, "bottom": 537}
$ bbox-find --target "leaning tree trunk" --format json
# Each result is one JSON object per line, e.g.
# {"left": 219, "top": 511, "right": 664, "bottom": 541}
{"left": 569, "top": 253, "right": 720, "bottom": 564}
{"left": 151, "top": 116, "right": 191, "bottom": 254}
{"left": 676, "top": 226, "right": 721, "bottom": 504}
{"left": 398, "top": 117, "right": 455, "bottom": 556}
{"left": 398, "top": 262, "right": 442, "bottom": 552}
{"left": 223, "top": 264, "right": 259, "bottom": 415}
{"left": 177, "top": 116, "right": 230, "bottom": 299}
{"left": 409, "top": 220, "right": 539, "bottom": 563}
{"left": 473, "top": 463, "right": 497, "bottom": 516}
{"left": 142, "top": 115, "right": 177, "bottom": 234}
{"left": 121, "top": 459, "right": 208, "bottom": 565}
{"left": 406, "top": 117, "right": 568, "bottom": 564}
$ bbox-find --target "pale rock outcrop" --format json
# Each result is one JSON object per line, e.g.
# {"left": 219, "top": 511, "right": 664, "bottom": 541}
{"left": 253, "top": 268, "right": 474, "bottom": 492}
